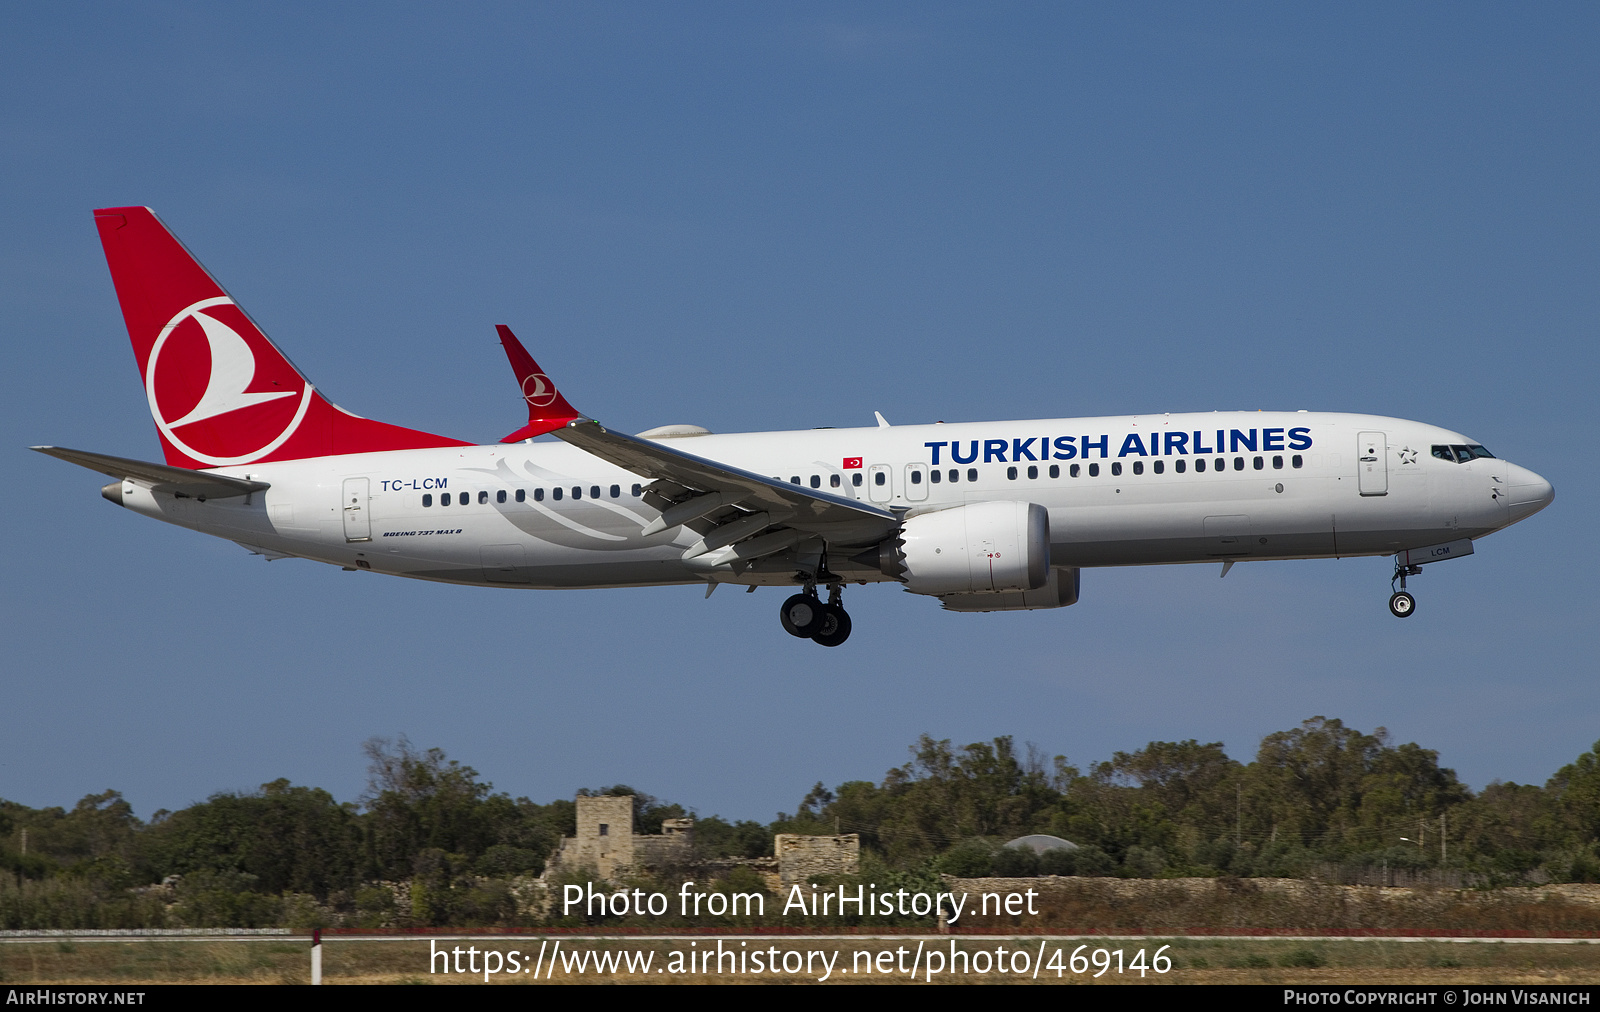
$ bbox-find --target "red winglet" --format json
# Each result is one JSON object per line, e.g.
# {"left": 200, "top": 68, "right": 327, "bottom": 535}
{"left": 497, "top": 325, "right": 583, "bottom": 441}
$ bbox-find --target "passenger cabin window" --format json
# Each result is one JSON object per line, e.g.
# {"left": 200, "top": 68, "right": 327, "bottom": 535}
{"left": 1131, "top": 461, "right": 1142, "bottom": 475}
{"left": 852, "top": 473, "right": 863, "bottom": 487}
{"left": 632, "top": 484, "right": 642, "bottom": 496}
{"left": 831, "top": 474, "right": 841, "bottom": 487}
{"left": 1291, "top": 455, "right": 1304, "bottom": 468}
{"left": 1175, "top": 459, "right": 1186, "bottom": 473}
{"left": 461, "top": 493, "right": 471, "bottom": 507}
{"left": 1049, "top": 464, "right": 1059, "bottom": 478}
{"left": 515, "top": 489, "right": 525, "bottom": 502}
{"left": 948, "top": 469, "right": 958, "bottom": 482}
{"left": 571, "top": 487, "right": 581, "bottom": 500}
{"left": 591, "top": 485, "right": 601, "bottom": 499}
{"left": 1195, "top": 459, "right": 1206, "bottom": 473}
{"left": 1028, "top": 465, "right": 1038, "bottom": 479}
{"left": 1153, "top": 460, "right": 1164, "bottom": 474}
{"left": 1070, "top": 464, "right": 1080, "bottom": 477}
{"left": 790, "top": 476, "right": 800, "bottom": 484}
{"left": 1007, "top": 466, "right": 1018, "bottom": 480}
{"left": 930, "top": 470, "right": 942, "bottom": 483}
{"left": 1272, "top": 456, "right": 1283, "bottom": 470}
{"left": 552, "top": 487, "right": 562, "bottom": 501}
{"left": 1111, "top": 462, "right": 1123, "bottom": 476}
{"left": 610, "top": 485, "right": 620, "bottom": 498}
{"left": 441, "top": 492, "right": 452, "bottom": 505}
{"left": 810, "top": 475, "right": 821, "bottom": 488}
{"left": 874, "top": 471, "right": 886, "bottom": 486}
{"left": 1233, "top": 457, "right": 1244, "bottom": 471}
{"left": 1088, "top": 463, "right": 1099, "bottom": 477}
{"left": 478, "top": 491, "right": 489, "bottom": 504}
{"left": 910, "top": 470, "right": 922, "bottom": 484}
{"left": 966, "top": 468, "right": 978, "bottom": 482}
{"left": 423, "top": 494, "right": 432, "bottom": 507}
{"left": 534, "top": 488, "right": 545, "bottom": 501}
{"left": 1215, "top": 457, "right": 1226, "bottom": 471}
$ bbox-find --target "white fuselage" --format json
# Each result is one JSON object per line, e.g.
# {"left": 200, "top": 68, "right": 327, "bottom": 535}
{"left": 109, "top": 410, "right": 1552, "bottom": 591}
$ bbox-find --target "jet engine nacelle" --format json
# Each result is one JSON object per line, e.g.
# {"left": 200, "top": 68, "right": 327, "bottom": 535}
{"left": 869, "top": 501, "right": 1051, "bottom": 596}
{"left": 940, "top": 566, "right": 1080, "bottom": 612}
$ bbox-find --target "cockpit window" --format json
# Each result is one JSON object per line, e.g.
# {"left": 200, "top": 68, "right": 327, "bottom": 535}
{"left": 1434, "top": 443, "right": 1497, "bottom": 463}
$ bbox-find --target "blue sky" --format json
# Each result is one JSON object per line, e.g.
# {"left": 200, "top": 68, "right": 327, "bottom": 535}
{"left": 3, "top": 3, "right": 1596, "bottom": 823}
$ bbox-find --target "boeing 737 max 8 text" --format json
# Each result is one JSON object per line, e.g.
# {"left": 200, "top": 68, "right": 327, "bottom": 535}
{"left": 34, "top": 207, "right": 1555, "bottom": 646}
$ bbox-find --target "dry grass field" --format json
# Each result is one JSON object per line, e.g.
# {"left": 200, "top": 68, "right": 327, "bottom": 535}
{"left": 11, "top": 880, "right": 1600, "bottom": 985}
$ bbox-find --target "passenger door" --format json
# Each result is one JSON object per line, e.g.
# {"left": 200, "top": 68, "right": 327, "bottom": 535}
{"left": 1358, "top": 432, "right": 1388, "bottom": 496}
{"left": 341, "top": 478, "right": 371, "bottom": 542}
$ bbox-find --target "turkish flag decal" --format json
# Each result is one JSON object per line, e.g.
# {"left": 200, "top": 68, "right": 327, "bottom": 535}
{"left": 843, "top": 457, "right": 863, "bottom": 469}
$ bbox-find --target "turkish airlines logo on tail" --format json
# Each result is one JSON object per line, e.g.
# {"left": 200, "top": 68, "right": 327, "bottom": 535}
{"left": 521, "top": 372, "right": 558, "bottom": 408}
{"left": 145, "top": 297, "right": 312, "bottom": 465}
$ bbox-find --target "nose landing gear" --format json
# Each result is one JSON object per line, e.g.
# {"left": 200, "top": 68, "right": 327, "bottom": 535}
{"left": 779, "top": 582, "right": 852, "bottom": 646}
{"left": 1389, "top": 561, "right": 1421, "bottom": 618}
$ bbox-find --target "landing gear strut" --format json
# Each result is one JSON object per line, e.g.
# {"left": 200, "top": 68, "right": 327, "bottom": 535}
{"left": 778, "top": 576, "right": 852, "bottom": 646}
{"left": 1389, "top": 561, "right": 1421, "bottom": 619}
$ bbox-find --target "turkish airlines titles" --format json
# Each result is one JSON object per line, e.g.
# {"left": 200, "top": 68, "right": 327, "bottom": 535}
{"left": 924, "top": 426, "right": 1314, "bottom": 465}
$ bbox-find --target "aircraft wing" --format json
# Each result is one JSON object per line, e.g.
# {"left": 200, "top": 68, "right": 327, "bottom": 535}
{"left": 554, "top": 419, "right": 899, "bottom": 553}
{"left": 32, "top": 446, "right": 270, "bottom": 499}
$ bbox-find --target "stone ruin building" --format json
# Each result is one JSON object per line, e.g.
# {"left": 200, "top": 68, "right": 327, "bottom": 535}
{"left": 542, "top": 794, "right": 857, "bottom": 889}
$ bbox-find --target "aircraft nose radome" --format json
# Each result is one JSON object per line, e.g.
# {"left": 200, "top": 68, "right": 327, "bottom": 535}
{"left": 1503, "top": 462, "right": 1554, "bottom": 524}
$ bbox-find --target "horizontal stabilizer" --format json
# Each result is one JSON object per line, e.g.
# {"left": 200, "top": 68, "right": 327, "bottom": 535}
{"left": 32, "top": 445, "right": 269, "bottom": 499}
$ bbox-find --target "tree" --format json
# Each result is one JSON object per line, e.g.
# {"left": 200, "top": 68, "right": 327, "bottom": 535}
{"left": 361, "top": 737, "right": 499, "bottom": 879}
{"left": 146, "top": 780, "right": 360, "bottom": 898}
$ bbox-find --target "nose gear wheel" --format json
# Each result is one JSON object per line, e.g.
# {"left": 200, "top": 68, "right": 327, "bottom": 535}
{"left": 1388, "top": 559, "right": 1422, "bottom": 619}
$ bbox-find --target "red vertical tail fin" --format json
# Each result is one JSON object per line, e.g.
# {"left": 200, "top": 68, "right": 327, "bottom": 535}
{"left": 496, "top": 324, "right": 583, "bottom": 441}
{"left": 93, "top": 207, "right": 469, "bottom": 468}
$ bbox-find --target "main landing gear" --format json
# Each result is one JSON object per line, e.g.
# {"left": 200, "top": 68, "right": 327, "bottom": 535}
{"left": 780, "top": 583, "right": 852, "bottom": 647}
{"left": 1389, "top": 560, "right": 1421, "bottom": 619}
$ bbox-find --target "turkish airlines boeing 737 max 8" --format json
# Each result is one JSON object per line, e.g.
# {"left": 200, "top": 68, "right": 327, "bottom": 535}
{"left": 34, "top": 207, "right": 1554, "bottom": 646}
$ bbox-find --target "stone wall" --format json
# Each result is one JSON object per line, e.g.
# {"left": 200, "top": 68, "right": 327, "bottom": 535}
{"left": 774, "top": 833, "right": 859, "bottom": 887}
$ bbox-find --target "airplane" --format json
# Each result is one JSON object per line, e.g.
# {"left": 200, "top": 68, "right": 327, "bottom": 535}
{"left": 34, "top": 207, "right": 1555, "bottom": 647}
